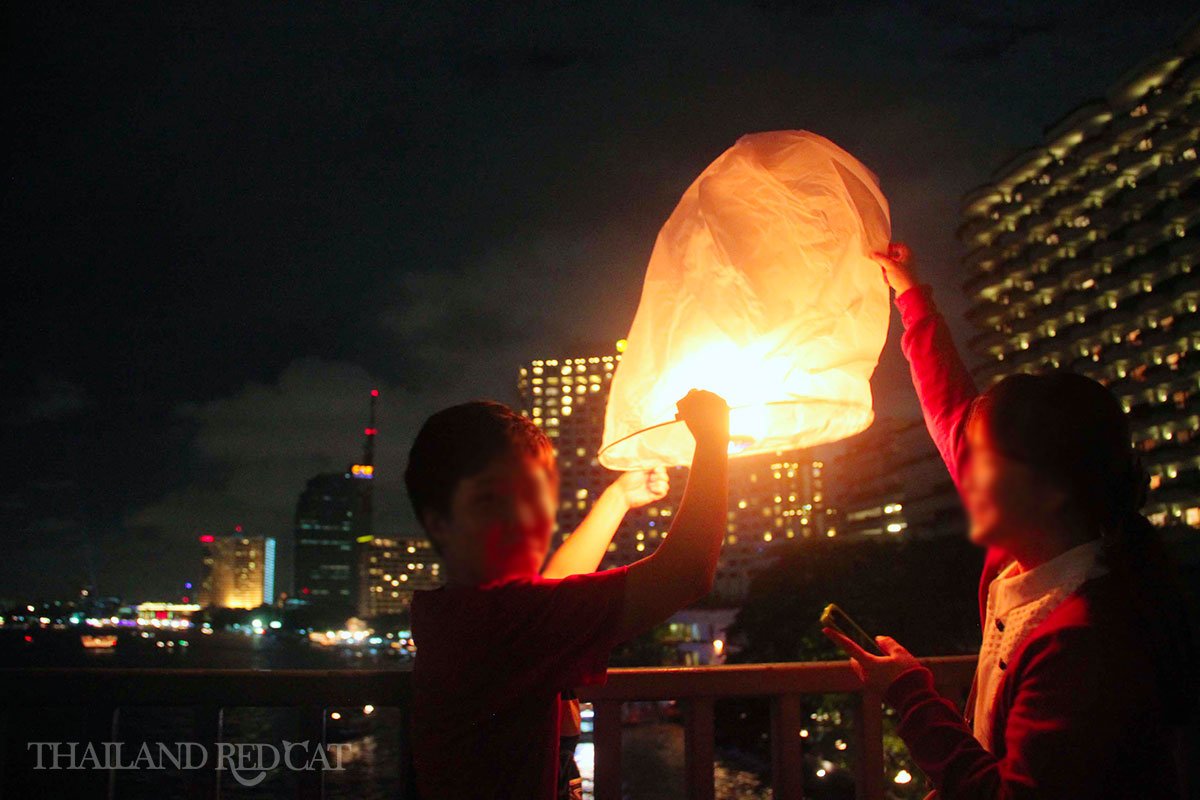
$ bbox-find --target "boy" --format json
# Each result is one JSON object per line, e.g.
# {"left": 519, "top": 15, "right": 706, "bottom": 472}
{"left": 405, "top": 390, "right": 729, "bottom": 799}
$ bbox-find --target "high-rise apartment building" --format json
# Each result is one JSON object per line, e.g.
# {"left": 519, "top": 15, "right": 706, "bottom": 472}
{"left": 517, "top": 345, "right": 625, "bottom": 546}
{"left": 958, "top": 24, "right": 1200, "bottom": 528}
{"left": 358, "top": 536, "right": 443, "bottom": 617}
{"left": 828, "top": 417, "right": 964, "bottom": 541}
{"left": 198, "top": 530, "right": 276, "bottom": 609}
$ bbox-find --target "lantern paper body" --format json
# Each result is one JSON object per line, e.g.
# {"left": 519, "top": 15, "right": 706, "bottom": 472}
{"left": 599, "top": 131, "right": 891, "bottom": 470}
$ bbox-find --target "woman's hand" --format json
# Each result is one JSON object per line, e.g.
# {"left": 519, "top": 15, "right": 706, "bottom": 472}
{"left": 611, "top": 467, "right": 669, "bottom": 510}
{"left": 823, "top": 628, "right": 921, "bottom": 693}
{"left": 872, "top": 242, "right": 918, "bottom": 296}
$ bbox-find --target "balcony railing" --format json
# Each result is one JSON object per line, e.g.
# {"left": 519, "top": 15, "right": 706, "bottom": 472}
{"left": 2, "top": 656, "right": 978, "bottom": 800}
{"left": 579, "top": 657, "right": 977, "bottom": 800}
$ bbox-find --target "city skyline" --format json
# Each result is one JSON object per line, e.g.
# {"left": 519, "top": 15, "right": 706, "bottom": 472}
{"left": 5, "top": 4, "right": 1199, "bottom": 599}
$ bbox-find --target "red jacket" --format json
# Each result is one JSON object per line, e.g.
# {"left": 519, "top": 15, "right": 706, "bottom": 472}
{"left": 890, "top": 286, "right": 1180, "bottom": 799}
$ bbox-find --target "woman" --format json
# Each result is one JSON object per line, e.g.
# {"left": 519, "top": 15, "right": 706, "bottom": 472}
{"left": 823, "top": 244, "right": 1194, "bottom": 798}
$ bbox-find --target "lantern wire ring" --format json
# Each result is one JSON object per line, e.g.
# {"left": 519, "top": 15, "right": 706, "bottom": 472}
{"left": 597, "top": 398, "right": 869, "bottom": 465}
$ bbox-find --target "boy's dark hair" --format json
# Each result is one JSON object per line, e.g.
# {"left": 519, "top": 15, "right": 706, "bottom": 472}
{"left": 404, "top": 400, "right": 557, "bottom": 532}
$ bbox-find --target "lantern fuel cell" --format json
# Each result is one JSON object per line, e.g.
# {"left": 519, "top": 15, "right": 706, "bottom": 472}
{"left": 599, "top": 130, "right": 892, "bottom": 470}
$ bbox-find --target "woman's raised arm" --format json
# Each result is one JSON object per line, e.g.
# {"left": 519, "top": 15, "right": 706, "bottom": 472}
{"left": 876, "top": 244, "right": 978, "bottom": 491}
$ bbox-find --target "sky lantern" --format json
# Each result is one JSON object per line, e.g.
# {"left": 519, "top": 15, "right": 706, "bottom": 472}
{"left": 599, "top": 131, "right": 891, "bottom": 470}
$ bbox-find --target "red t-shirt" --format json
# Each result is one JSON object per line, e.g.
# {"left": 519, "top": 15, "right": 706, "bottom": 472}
{"left": 411, "top": 567, "right": 628, "bottom": 799}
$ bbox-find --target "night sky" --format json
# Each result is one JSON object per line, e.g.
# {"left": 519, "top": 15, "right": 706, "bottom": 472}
{"left": 4, "top": 2, "right": 1196, "bottom": 600}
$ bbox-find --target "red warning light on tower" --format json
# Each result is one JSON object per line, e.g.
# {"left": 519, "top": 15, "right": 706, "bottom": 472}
{"left": 371, "top": 389, "right": 379, "bottom": 397}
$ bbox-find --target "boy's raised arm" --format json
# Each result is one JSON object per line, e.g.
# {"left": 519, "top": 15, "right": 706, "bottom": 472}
{"left": 541, "top": 468, "right": 668, "bottom": 579}
{"left": 617, "top": 390, "right": 729, "bottom": 641}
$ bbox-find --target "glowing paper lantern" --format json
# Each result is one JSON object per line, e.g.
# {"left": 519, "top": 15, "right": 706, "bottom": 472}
{"left": 598, "top": 131, "right": 891, "bottom": 470}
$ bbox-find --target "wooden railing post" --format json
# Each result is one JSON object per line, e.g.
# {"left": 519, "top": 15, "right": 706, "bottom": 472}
{"left": 83, "top": 704, "right": 120, "bottom": 800}
{"left": 683, "top": 697, "right": 715, "bottom": 800}
{"left": 853, "top": 690, "right": 885, "bottom": 800}
{"left": 397, "top": 706, "right": 419, "bottom": 800}
{"left": 189, "top": 705, "right": 222, "bottom": 800}
{"left": 0, "top": 707, "right": 8, "bottom": 797}
{"left": 770, "top": 693, "right": 804, "bottom": 800}
{"left": 295, "top": 705, "right": 326, "bottom": 800}
{"left": 591, "top": 700, "right": 622, "bottom": 800}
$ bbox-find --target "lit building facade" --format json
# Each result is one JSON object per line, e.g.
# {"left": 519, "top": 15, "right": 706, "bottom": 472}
{"left": 958, "top": 24, "right": 1200, "bottom": 528}
{"left": 517, "top": 345, "right": 623, "bottom": 544}
{"left": 828, "top": 417, "right": 964, "bottom": 541}
{"left": 517, "top": 344, "right": 828, "bottom": 601}
{"left": 714, "top": 451, "right": 827, "bottom": 598}
{"left": 358, "top": 536, "right": 443, "bottom": 617}
{"left": 134, "top": 602, "right": 201, "bottom": 627}
{"left": 660, "top": 608, "right": 738, "bottom": 666}
{"left": 198, "top": 532, "right": 276, "bottom": 609}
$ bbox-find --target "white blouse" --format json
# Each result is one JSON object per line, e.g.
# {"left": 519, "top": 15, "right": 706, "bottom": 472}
{"left": 972, "top": 539, "right": 1107, "bottom": 752}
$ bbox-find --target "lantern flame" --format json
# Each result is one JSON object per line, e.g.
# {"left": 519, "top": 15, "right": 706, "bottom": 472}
{"left": 599, "top": 131, "right": 890, "bottom": 470}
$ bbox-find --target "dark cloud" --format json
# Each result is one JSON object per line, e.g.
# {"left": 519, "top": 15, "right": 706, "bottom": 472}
{"left": 3, "top": 1, "right": 1196, "bottom": 598}
{"left": 460, "top": 45, "right": 591, "bottom": 84}
{"left": 8, "top": 378, "right": 89, "bottom": 424}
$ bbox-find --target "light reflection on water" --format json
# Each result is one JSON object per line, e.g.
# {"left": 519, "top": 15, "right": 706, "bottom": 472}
{"left": 573, "top": 741, "right": 595, "bottom": 799}
{"left": 6, "top": 629, "right": 411, "bottom": 799}
{"left": 99, "top": 705, "right": 407, "bottom": 800}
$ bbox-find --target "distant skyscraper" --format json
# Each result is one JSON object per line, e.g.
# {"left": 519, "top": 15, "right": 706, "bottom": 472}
{"left": 293, "top": 391, "right": 378, "bottom": 613}
{"left": 358, "top": 536, "right": 443, "bottom": 617}
{"left": 198, "top": 529, "right": 276, "bottom": 609}
{"left": 517, "top": 344, "right": 827, "bottom": 601}
{"left": 958, "top": 23, "right": 1199, "bottom": 528}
